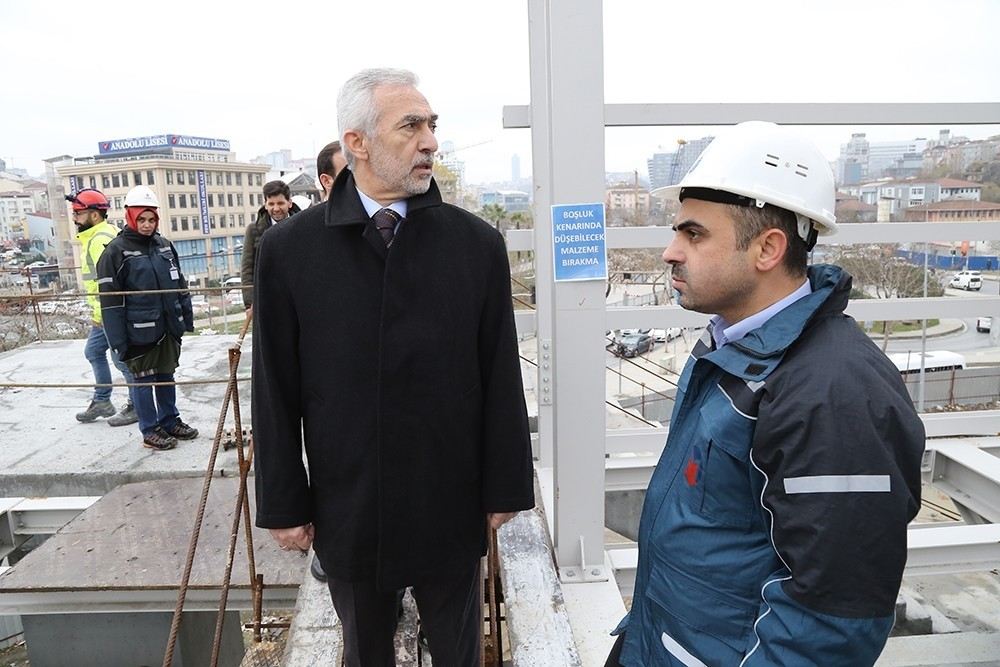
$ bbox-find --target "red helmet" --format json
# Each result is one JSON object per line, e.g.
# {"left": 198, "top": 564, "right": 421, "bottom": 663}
{"left": 65, "top": 189, "right": 110, "bottom": 212}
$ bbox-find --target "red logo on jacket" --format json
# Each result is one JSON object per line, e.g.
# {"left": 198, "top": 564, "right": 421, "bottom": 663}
{"left": 684, "top": 446, "right": 704, "bottom": 487}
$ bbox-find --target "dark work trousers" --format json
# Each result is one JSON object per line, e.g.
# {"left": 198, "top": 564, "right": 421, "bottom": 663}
{"left": 605, "top": 632, "right": 625, "bottom": 667}
{"left": 327, "top": 558, "right": 482, "bottom": 666}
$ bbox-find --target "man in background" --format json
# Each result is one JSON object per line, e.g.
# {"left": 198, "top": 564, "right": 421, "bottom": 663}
{"left": 240, "top": 180, "right": 301, "bottom": 314}
{"left": 316, "top": 140, "right": 348, "bottom": 201}
{"left": 69, "top": 189, "right": 137, "bottom": 427}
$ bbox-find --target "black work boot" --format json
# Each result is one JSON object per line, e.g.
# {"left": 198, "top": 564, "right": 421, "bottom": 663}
{"left": 107, "top": 400, "right": 138, "bottom": 427}
{"left": 166, "top": 418, "right": 198, "bottom": 440}
{"left": 76, "top": 399, "right": 116, "bottom": 423}
{"left": 143, "top": 427, "right": 178, "bottom": 451}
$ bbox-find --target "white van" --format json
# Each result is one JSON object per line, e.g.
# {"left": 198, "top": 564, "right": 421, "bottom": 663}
{"left": 888, "top": 350, "right": 966, "bottom": 375}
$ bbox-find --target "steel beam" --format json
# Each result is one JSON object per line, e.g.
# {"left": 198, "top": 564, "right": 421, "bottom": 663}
{"left": 507, "top": 221, "right": 1000, "bottom": 251}
{"left": 923, "top": 442, "right": 1000, "bottom": 523}
{"left": 904, "top": 524, "right": 1000, "bottom": 576}
{"left": 529, "top": 0, "right": 609, "bottom": 585}
{"left": 0, "top": 584, "right": 298, "bottom": 616}
{"left": 7, "top": 497, "right": 99, "bottom": 535}
{"left": 503, "top": 102, "right": 1000, "bottom": 129}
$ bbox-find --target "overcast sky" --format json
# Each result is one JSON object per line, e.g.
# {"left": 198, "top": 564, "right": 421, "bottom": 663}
{"left": 1, "top": 0, "right": 998, "bottom": 184}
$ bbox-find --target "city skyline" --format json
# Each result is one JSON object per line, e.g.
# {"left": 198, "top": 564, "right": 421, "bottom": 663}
{"left": 2, "top": 0, "right": 998, "bottom": 184}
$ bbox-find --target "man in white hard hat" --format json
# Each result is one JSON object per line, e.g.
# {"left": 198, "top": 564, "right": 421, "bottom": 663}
{"left": 607, "top": 122, "right": 925, "bottom": 667}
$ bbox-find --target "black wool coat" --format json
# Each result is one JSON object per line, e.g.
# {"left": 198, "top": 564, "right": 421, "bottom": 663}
{"left": 252, "top": 171, "right": 535, "bottom": 590}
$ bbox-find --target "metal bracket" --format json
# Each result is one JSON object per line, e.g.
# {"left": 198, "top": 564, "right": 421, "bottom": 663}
{"left": 539, "top": 338, "right": 553, "bottom": 405}
{"left": 558, "top": 535, "right": 609, "bottom": 584}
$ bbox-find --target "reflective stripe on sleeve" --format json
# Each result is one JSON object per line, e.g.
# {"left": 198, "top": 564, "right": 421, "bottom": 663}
{"left": 784, "top": 475, "right": 890, "bottom": 494}
{"left": 96, "top": 277, "right": 113, "bottom": 285}
{"left": 660, "top": 631, "right": 708, "bottom": 667}
{"left": 132, "top": 322, "right": 157, "bottom": 329}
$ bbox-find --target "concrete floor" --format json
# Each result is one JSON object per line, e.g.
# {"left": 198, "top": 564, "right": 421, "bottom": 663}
{"left": 0, "top": 334, "right": 250, "bottom": 497}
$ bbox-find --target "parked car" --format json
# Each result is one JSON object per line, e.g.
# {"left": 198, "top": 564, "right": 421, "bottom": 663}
{"left": 651, "top": 327, "right": 682, "bottom": 343}
{"left": 616, "top": 333, "right": 654, "bottom": 358}
{"left": 949, "top": 270, "right": 982, "bottom": 291}
{"left": 977, "top": 316, "right": 992, "bottom": 333}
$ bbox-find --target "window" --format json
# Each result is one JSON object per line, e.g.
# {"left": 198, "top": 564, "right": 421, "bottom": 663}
{"left": 236, "top": 193, "right": 243, "bottom": 206}
{"left": 216, "top": 173, "right": 223, "bottom": 186}
{"left": 188, "top": 171, "right": 196, "bottom": 184}
{"left": 171, "top": 217, "right": 178, "bottom": 232}
{"left": 228, "top": 194, "right": 234, "bottom": 207}
{"left": 168, "top": 194, "right": 176, "bottom": 208}
{"left": 166, "top": 171, "right": 173, "bottom": 185}
{"left": 235, "top": 172, "right": 242, "bottom": 186}
{"left": 133, "top": 171, "right": 142, "bottom": 186}
{"left": 181, "top": 216, "right": 189, "bottom": 231}
{"left": 256, "top": 174, "right": 262, "bottom": 186}
{"left": 114, "top": 197, "right": 122, "bottom": 208}
{"left": 111, "top": 173, "right": 120, "bottom": 188}
{"left": 121, "top": 173, "right": 128, "bottom": 187}
{"left": 226, "top": 172, "right": 232, "bottom": 186}
{"left": 101, "top": 174, "right": 110, "bottom": 188}
{"left": 89, "top": 176, "right": 96, "bottom": 188}
{"left": 208, "top": 194, "right": 214, "bottom": 207}
{"left": 147, "top": 170, "right": 155, "bottom": 185}
{"left": 229, "top": 214, "right": 235, "bottom": 228}
{"left": 185, "top": 194, "right": 193, "bottom": 208}
{"left": 174, "top": 239, "right": 208, "bottom": 275}
{"left": 238, "top": 213, "right": 245, "bottom": 227}
{"left": 210, "top": 215, "right": 217, "bottom": 229}
{"left": 258, "top": 193, "right": 264, "bottom": 206}
{"left": 177, "top": 171, "right": 185, "bottom": 185}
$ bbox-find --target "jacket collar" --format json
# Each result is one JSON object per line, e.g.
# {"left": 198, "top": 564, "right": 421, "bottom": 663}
{"left": 75, "top": 219, "right": 116, "bottom": 241}
{"left": 324, "top": 169, "right": 442, "bottom": 228}
{"left": 703, "top": 264, "right": 851, "bottom": 380}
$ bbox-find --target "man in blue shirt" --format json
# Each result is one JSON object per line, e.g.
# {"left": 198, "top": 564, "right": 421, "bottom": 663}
{"left": 608, "top": 122, "right": 925, "bottom": 667}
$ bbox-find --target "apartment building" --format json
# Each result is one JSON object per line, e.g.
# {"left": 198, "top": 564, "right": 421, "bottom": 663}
{"left": 55, "top": 134, "right": 269, "bottom": 287}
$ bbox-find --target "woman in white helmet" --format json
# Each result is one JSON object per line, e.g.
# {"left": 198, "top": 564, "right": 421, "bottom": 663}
{"left": 95, "top": 185, "right": 198, "bottom": 451}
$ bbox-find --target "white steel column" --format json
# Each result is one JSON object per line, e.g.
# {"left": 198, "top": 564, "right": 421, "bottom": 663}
{"left": 527, "top": 0, "right": 608, "bottom": 581}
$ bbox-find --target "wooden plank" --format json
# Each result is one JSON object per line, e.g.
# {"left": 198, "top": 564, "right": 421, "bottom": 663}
{"left": 497, "top": 475, "right": 582, "bottom": 666}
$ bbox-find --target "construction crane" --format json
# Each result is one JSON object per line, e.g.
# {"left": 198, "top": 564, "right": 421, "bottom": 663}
{"left": 668, "top": 138, "right": 688, "bottom": 185}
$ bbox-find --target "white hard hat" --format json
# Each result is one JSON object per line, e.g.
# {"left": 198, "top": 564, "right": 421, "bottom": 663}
{"left": 124, "top": 185, "right": 159, "bottom": 208}
{"left": 655, "top": 121, "right": 837, "bottom": 243}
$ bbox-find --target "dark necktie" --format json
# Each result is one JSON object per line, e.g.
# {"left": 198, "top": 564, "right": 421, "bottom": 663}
{"left": 372, "top": 208, "right": 400, "bottom": 247}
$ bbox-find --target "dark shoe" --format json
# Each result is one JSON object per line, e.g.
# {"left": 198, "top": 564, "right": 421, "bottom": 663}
{"left": 107, "top": 400, "right": 138, "bottom": 427}
{"left": 76, "top": 399, "right": 116, "bottom": 423}
{"left": 166, "top": 418, "right": 198, "bottom": 440}
{"left": 143, "top": 427, "right": 177, "bottom": 451}
{"left": 310, "top": 556, "right": 327, "bottom": 583}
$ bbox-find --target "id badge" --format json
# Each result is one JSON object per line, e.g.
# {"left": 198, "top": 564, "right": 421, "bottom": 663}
{"left": 170, "top": 269, "right": 179, "bottom": 280}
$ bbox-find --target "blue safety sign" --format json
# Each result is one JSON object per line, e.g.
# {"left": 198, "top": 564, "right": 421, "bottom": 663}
{"left": 552, "top": 203, "right": 608, "bottom": 282}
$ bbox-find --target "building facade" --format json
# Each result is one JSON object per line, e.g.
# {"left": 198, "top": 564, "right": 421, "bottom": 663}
{"left": 0, "top": 192, "right": 36, "bottom": 247}
{"left": 903, "top": 200, "right": 1000, "bottom": 222}
{"left": 646, "top": 136, "right": 714, "bottom": 191}
{"left": 55, "top": 134, "right": 269, "bottom": 287}
{"left": 605, "top": 184, "right": 650, "bottom": 214}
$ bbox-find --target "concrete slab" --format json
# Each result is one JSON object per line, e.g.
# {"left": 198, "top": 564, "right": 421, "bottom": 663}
{"left": 0, "top": 335, "right": 251, "bottom": 497}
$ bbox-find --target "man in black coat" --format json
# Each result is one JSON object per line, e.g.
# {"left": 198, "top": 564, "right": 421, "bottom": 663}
{"left": 252, "top": 67, "right": 535, "bottom": 666}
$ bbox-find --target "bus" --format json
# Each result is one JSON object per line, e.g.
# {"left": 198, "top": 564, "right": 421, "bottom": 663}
{"left": 887, "top": 350, "right": 966, "bottom": 375}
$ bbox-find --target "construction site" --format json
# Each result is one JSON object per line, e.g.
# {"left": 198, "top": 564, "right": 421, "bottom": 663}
{"left": 2, "top": 1, "right": 1000, "bottom": 665}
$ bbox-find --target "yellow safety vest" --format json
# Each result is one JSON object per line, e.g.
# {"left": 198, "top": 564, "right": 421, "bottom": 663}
{"left": 76, "top": 220, "right": 119, "bottom": 324}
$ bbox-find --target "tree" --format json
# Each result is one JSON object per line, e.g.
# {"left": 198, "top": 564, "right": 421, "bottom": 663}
{"left": 831, "top": 245, "right": 944, "bottom": 350}
{"left": 479, "top": 203, "right": 507, "bottom": 231}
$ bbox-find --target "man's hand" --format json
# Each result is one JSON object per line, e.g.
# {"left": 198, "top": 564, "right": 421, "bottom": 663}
{"left": 269, "top": 524, "right": 314, "bottom": 552}
{"left": 488, "top": 512, "right": 518, "bottom": 530}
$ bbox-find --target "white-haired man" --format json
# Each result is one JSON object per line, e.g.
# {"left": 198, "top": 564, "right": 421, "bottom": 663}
{"left": 252, "top": 68, "right": 535, "bottom": 665}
